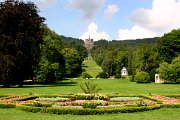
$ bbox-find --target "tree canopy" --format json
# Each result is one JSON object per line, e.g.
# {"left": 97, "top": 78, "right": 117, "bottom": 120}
{"left": 158, "top": 29, "right": 180, "bottom": 63}
{"left": 0, "top": 0, "right": 45, "bottom": 87}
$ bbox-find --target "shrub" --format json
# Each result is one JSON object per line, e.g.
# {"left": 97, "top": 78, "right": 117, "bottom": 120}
{"left": 96, "top": 72, "right": 109, "bottom": 79}
{"left": 130, "top": 74, "right": 135, "bottom": 82}
{"left": 80, "top": 80, "right": 102, "bottom": 94}
{"left": 115, "top": 73, "right": 121, "bottom": 78}
{"left": 136, "top": 99, "right": 147, "bottom": 107}
{"left": 17, "top": 104, "right": 162, "bottom": 115}
{"left": 73, "top": 93, "right": 109, "bottom": 100}
{"left": 82, "top": 102, "right": 98, "bottom": 109}
{"left": 134, "top": 71, "right": 150, "bottom": 83}
{"left": 0, "top": 103, "right": 16, "bottom": 108}
{"left": 82, "top": 72, "right": 92, "bottom": 79}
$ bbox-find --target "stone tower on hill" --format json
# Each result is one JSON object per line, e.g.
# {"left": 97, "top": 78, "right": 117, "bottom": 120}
{"left": 84, "top": 36, "right": 94, "bottom": 52}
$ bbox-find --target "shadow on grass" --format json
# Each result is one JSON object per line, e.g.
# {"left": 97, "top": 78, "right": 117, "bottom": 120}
{"left": 11, "top": 81, "right": 78, "bottom": 88}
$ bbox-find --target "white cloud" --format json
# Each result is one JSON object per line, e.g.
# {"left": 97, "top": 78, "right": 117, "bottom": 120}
{"left": 104, "top": 4, "right": 119, "bottom": 20}
{"left": 67, "top": 0, "right": 105, "bottom": 21}
{"left": 131, "top": 0, "right": 180, "bottom": 36}
{"left": 118, "top": 25, "right": 157, "bottom": 40}
{"left": 80, "top": 22, "right": 110, "bottom": 41}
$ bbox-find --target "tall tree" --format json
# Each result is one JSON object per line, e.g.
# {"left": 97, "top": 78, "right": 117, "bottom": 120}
{"left": 158, "top": 29, "right": 180, "bottom": 63}
{"left": 35, "top": 26, "right": 65, "bottom": 83}
{"left": 61, "top": 48, "right": 82, "bottom": 78}
{"left": 0, "top": 0, "right": 45, "bottom": 87}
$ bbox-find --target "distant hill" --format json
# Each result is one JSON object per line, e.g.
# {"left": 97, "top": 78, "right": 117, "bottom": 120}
{"left": 60, "top": 35, "right": 84, "bottom": 46}
{"left": 94, "top": 37, "right": 160, "bottom": 46}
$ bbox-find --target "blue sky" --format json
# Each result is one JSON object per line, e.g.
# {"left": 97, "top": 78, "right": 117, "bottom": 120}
{"left": 1, "top": 0, "right": 180, "bottom": 41}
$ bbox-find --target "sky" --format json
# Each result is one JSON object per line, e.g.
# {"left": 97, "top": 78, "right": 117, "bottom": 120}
{"left": 1, "top": 0, "right": 180, "bottom": 41}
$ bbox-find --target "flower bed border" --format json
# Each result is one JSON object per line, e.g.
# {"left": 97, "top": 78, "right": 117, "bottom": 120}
{"left": 0, "top": 94, "right": 180, "bottom": 115}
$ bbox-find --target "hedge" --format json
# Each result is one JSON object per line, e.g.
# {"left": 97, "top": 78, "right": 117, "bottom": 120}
{"left": 16, "top": 104, "right": 162, "bottom": 115}
{"left": 0, "top": 103, "right": 16, "bottom": 108}
{"left": 160, "top": 104, "right": 180, "bottom": 108}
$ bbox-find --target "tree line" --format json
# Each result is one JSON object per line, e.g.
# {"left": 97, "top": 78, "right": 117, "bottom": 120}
{"left": 91, "top": 31, "right": 180, "bottom": 83}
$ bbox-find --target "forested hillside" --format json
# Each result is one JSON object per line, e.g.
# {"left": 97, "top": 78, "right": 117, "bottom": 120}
{"left": 91, "top": 31, "right": 180, "bottom": 83}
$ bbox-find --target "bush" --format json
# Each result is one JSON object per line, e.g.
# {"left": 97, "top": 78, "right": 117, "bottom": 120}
{"left": 96, "top": 72, "right": 109, "bottom": 79}
{"left": 115, "top": 73, "right": 121, "bottom": 78}
{"left": 130, "top": 73, "right": 135, "bottom": 82}
{"left": 134, "top": 71, "right": 151, "bottom": 83}
{"left": 82, "top": 72, "right": 92, "bottom": 79}
{"left": 0, "top": 103, "right": 16, "bottom": 108}
{"left": 73, "top": 93, "right": 109, "bottom": 100}
{"left": 80, "top": 80, "right": 102, "bottom": 94}
{"left": 82, "top": 102, "right": 98, "bottom": 109}
{"left": 17, "top": 104, "right": 162, "bottom": 115}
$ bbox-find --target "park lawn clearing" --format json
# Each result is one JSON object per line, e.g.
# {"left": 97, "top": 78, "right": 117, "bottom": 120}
{"left": 82, "top": 59, "right": 102, "bottom": 78}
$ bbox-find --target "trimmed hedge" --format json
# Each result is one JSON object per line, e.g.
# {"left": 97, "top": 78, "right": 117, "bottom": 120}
{"left": 164, "top": 94, "right": 180, "bottom": 99}
{"left": 0, "top": 103, "right": 16, "bottom": 108}
{"left": 160, "top": 104, "right": 180, "bottom": 108}
{"left": 16, "top": 104, "right": 162, "bottom": 115}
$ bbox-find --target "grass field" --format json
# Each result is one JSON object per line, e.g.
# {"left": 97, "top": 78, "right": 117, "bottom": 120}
{"left": 82, "top": 59, "right": 102, "bottom": 78}
{"left": 0, "top": 108, "right": 180, "bottom": 120}
{"left": 0, "top": 78, "right": 179, "bottom": 95}
{"left": 0, "top": 59, "right": 180, "bottom": 120}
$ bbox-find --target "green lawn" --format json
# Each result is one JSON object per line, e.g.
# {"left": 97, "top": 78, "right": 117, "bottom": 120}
{"left": 82, "top": 59, "right": 102, "bottom": 78}
{"left": 0, "top": 78, "right": 179, "bottom": 95}
{"left": 0, "top": 59, "right": 180, "bottom": 119}
{"left": 0, "top": 108, "right": 180, "bottom": 120}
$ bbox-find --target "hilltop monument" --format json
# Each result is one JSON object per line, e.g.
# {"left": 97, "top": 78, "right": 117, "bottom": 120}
{"left": 84, "top": 36, "right": 94, "bottom": 52}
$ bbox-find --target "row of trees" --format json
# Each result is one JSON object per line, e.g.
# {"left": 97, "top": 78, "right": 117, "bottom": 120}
{"left": 0, "top": 0, "right": 88, "bottom": 87}
{"left": 91, "top": 38, "right": 159, "bottom": 81}
{"left": 91, "top": 30, "right": 180, "bottom": 83}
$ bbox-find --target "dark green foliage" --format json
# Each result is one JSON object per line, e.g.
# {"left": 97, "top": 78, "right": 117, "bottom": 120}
{"left": 82, "top": 72, "right": 93, "bottom": 79}
{"left": 158, "top": 29, "right": 180, "bottom": 63}
{"left": 130, "top": 73, "right": 135, "bottom": 82}
{"left": 82, "top": 102, "right": 97, "bottom": 109}
{"left": 35, "top": 26, "right": 65, "bottom": 83}
{"left": 0, "top": 0, "right": 45, "bottom": 87}
{"left": 134, "top": 71, "right": 151, "bottom": 83}
{"left": 0, "top": 103, "right": 16, "bottom": 108}
{"left": 161, "top": 104, "right": 180, "bottom": 108}
{"left": 96, "top": 71, "right": 109, "bottom": 79}
{"left": 91, "top": 37, "right": 159, "bottom": 79}
{"left": 61, "top": 36, "right": 88, "bottom": 61}
{"left": 115, "top": 73, "right": 121, "bottom": 78}
{"left": 158, "top": 56, "right": 180, "bottom": 83}
{"left": 61, "top": 48, "right": 82, "bottom": 78}
{"left": 17, "top": 104, "right": 162, "bottom": 115}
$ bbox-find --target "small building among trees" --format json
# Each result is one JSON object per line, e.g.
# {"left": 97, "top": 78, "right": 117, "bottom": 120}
{"left": 155, "top": 74, "right": 164, "bottom": 83}
{"left": 121, "top": 67, "right": 128, "bottom": 76}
